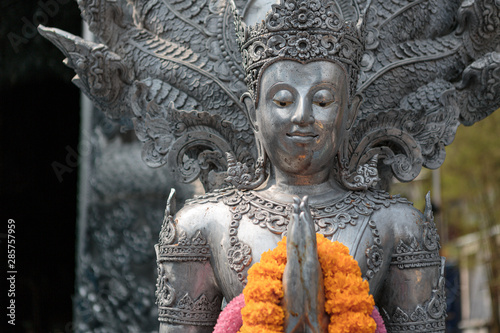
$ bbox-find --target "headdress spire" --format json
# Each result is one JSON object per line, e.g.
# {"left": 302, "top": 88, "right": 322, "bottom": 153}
{"left": 233, "top": 0, "right": 366, "bottom": 104}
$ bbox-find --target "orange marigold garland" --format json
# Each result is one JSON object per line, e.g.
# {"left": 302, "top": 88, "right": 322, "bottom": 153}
{"left": 239, "top": 234, "right": 376, "bottom": 333}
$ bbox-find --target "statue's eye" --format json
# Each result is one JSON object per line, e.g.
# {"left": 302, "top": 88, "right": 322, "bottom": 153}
{"left": 273, "top": 90, "right": 294, "bottom": 107}
{"left": 313, "top": 90, "right": 334, "bottom": 107}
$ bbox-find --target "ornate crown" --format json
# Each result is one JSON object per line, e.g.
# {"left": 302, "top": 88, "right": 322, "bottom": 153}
{"left": 233, "top": 0, "right": 366, "bottom": 104}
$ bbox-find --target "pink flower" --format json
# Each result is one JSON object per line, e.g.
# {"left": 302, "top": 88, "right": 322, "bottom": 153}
{"left": 213, "top": 294, "right": 245, "bottom": 333}
{"left": 372, "top": 307, "right": 387, "bottom": 333}
{"left": 213, "top": 293, "right": 387, "bottom": 333}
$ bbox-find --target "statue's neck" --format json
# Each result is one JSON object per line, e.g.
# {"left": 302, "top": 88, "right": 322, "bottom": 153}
{"left": 258, "top": 167, "right": 347, "bottom": 205}
{"left": 272, "top": 166, "right": 331, "bottom": 187}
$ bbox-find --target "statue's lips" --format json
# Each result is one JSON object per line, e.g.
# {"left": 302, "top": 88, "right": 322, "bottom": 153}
{"left": 286, "top": 132, "right": 318, "bottom": 143}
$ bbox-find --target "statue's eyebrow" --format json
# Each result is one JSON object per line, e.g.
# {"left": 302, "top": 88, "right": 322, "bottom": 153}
{"left": 309, "top": 82, "right": 338, "bottom": 95}
{"left": 266, "top": 82, "right": 295, "bottom": 99}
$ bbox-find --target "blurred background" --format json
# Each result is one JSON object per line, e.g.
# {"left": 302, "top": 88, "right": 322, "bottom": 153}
{"left": 392, "top": 110, "right": 500, "bottom": 333}
{"left": 1, "top": 1, "right": 499, "bottom": 332}
{"left": 1, "top": 0, "right": 81, "bottom": 331}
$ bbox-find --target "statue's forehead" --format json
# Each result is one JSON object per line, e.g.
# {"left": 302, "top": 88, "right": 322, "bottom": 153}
{"left": 242, "top": 0, "right": 278, "bottom": 26}
{"left": 260, "top": 60, "right": 347, "bottom": 88}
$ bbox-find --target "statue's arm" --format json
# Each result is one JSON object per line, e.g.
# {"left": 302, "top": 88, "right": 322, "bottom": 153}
{"left": 378, "top": 198, "right": 446, "bottom": 333}
{"left": 155, "top": 194, "right": 222, "bottom": 332}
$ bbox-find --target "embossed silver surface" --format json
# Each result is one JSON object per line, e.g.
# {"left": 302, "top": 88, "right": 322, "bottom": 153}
{"left": 39, "top": 0, "right": 500, "bottom": 193}
{"left": 39, "top": 0, "right": 500, "bottom": 331}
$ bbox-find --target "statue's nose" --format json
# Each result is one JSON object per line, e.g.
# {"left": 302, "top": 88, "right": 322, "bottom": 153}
{"left": 291, "top": 99, "right": 314, "bottom": 125}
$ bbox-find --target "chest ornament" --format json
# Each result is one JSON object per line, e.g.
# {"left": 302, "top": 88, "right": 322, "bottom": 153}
{"left": 223, "top": 189, "right": 409, "bottom": 284}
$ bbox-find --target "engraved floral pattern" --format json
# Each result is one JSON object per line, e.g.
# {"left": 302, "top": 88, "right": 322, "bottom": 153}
{"left": 365, "top": 220, "right": 383, "bottom": 280}
{"left": 290, "top": 6, "right": 317, "bottom": 29}
{"left": 288, "top": 32, "right": 320, "bottom": 59}
{"left": 155, "top": 264, "right": 175, "bottom": 307}
{"left": 159, "top": 293, "right": 221, "bottom": 326}
{"left": 365, "top": 245, "right": 384, "bottom": 280}
{"left": 227, "top": 242, "right": 252, "bottom": 272}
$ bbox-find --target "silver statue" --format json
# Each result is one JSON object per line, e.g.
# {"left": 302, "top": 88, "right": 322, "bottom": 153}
{"left": 39, "top": 0, "right": 500, "bottom": 331}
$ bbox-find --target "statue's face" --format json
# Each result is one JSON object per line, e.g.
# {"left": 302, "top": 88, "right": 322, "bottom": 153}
{"left": 254, "top": 60, "right": 349, "bottom": 178}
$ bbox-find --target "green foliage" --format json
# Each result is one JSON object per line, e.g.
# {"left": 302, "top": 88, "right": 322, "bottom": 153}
{"left": 390, "top": 109, "right": 500, "bottom": 243}
{"left": 440, "top": 109, "right": 500, "bottom": 238}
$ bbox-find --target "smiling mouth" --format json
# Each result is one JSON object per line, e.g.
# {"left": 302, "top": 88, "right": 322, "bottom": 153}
{"left": 286, "top": 132, "right": 318, "bottom": 143}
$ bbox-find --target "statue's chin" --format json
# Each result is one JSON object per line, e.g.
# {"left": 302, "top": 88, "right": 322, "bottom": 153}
{"left": 265, "top": 146, "right": 338, "bottom": 181}
{"left": 258, "top": 129, "right": 340, "bottom": 181}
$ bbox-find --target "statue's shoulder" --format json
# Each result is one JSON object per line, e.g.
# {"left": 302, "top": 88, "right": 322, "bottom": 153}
{"left": 172, "top": 187, "right": 240, "bottom": 234}
{"left": 184, "top": 187, "right": 240, "bottom": 206}
{"left": 157, "top": 188, "right": 239, "bottom": 254}
{"left": 349, "top": 188, "right": 415, "bottom": 216}
{"left": 367, "top": 190, "right": 441, "bottom": 261}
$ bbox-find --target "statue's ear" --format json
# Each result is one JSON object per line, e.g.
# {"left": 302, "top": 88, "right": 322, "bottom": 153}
{"left": 241, "top": 92, "right": 258, "bottom": 131}
{"left": 346, "top": 94, "right": 362, "bottom": 131}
